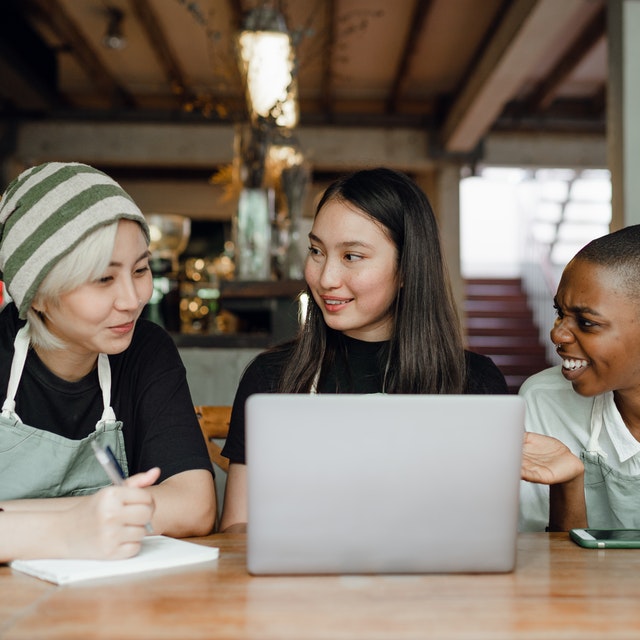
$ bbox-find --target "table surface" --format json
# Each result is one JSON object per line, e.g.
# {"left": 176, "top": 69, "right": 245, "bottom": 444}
{"left": 1, "top": 533, "right": 638, "bottom": 640}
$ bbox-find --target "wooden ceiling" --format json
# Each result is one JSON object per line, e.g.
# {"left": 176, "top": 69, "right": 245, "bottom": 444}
{"left": 1, "top": 0, "right": 607, "bottom": 156}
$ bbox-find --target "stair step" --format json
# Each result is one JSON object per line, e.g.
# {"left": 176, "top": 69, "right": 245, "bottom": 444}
{"left": 466, "top": 316, "right": 538, "bottom": 328}
{"left": 465, "top": 278, "right": 523, "bottom": 286}
{"left": 466, "top": 335, "right": 547, "bottom": 348}
{"left": 465, "top": 283, "right": 527, "bottom": 296}
{"left": 467, "top": 339, "right": 546, "bottom": 357}
{"left": 465, "top": 287, "right": 527, "bottom": 304}
{"left": 464, "top": 277, "right": 552, "bottom": 392}
{"left": 465, "top": 300, "right": 533, "bottom": 314}
{"left": 486, "top": 354, "right": 550, "bottom": 368}
{"left": 466, "top": 327, "right": 539, "bottom": 338}
{"left": 466, "top": 295, "right": 529, "bottom": 305}
{"left": 466, "top": 309, "right": 533, "bottom": 320}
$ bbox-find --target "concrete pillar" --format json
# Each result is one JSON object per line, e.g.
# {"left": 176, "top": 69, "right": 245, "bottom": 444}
{"left": 608, "top": 0, "right": 640, "bottom": 229}
{"left": 414, "top": 165, "right": 464, "bottom": 328}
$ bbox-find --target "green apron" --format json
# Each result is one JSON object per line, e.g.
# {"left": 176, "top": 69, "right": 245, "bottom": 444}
{"left": 0, "top": 323, "right": 129, "bottom": 501}
{"left": 581, "top": 393, "right": 640, "bottom": 528}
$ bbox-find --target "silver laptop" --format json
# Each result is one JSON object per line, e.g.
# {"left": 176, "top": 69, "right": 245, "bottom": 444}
{"left": 246, "top": 393, "right": 524, "bottom": 575}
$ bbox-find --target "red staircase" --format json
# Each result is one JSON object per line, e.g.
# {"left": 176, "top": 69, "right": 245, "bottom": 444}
{"left": 464, "top": 278, "right": 552, "bottom": 394}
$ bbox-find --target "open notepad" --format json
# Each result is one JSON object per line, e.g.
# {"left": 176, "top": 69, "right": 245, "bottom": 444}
{"left": 10, "top": 535, "right": 219, "bottom": 585}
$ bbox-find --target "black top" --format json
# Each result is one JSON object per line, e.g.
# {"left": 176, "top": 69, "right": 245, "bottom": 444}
{"left": 0, "top": 304, "right": 213, "bottom": 483}
{"left": 222, "top": 335, "right": 509, "bottom": 464}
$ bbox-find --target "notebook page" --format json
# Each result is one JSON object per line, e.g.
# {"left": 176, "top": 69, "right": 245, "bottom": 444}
{"left": 10, "top": 536, "right": 219, "bottom": 585}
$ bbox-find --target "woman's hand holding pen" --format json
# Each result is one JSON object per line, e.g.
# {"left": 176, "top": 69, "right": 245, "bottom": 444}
{"left": 60, "top": 467, "right": 161, "bottom": 560}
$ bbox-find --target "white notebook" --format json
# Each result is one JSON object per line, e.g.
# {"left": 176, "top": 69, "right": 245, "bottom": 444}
{"left": 10, "top": 535, "right": 219, "bottom": 585}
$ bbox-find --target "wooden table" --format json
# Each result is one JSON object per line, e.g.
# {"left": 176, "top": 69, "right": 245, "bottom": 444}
{"left": 1, "top": 533, "right": 638, "bottom": 639}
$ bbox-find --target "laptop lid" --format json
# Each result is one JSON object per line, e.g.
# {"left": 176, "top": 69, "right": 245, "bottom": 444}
{"left": 246, "top": 393, "right": 524, "bottom": 575}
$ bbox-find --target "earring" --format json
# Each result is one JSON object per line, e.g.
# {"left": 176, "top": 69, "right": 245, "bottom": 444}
{"left": 554, "top": 343, "right": 561, "bottom": 350}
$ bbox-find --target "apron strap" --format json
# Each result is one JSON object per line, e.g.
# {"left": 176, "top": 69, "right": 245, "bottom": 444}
{"left": 587, "top": 393, "right": 608, "bottom": 458}
{"left": 97, "top": 353, "right": 116, "bottom": 425}
{"left": 1, "top": 323, "right": 117, "bottom": 427}
{"left": 1, "top": 323, "right": 31, "bottom": 416}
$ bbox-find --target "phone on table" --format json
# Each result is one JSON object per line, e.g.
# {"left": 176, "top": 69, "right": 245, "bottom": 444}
{"left": 570, "top": 528, "right": 640, "bottom": 549}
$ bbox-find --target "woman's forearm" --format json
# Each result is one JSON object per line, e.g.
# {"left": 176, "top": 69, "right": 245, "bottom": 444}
{"left": 548, "top": 472, "right": 587, "bottom": 531}
{"left": 0, "top": 496, "right": 82, "bottom": 511}
{"left": 147, "top": 469, "right": 216, "bottom": 537}
{"left": 0, "top": 511, "right": 73, "bottom": 562}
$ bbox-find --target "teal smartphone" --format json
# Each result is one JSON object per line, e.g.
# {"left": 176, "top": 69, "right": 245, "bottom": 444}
{"left": 570, "top": 528, "right": 640, "bottom": 549}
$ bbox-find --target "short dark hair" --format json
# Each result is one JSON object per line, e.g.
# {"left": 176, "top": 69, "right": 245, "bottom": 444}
{"left": 574, "top": 225, "right": 640, "bottom": 295}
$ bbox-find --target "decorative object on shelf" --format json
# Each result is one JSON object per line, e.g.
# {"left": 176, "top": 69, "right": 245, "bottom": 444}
{"left": 276, "top": 146, "right": 309, "bottom": 280}
{"left": 180, "top": 258, "right": 221, "bottom": 334}
{"left": 232, "top": 122, "right": 274, "bottom": 281}
{"left": 234, "top": 187, "right": 273, "bottom": 281}
{"left": 147, "top": 214, "right": 191, "bottom": 272}
{"left": 235, "top": 121, "right": 270, "bottom": 190}
{"left": 144, "top": 214, "right": 191, "bottom": 330}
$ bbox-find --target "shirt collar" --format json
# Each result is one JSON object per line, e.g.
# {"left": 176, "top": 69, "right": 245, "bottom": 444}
{"left": 602, "top": 393, "right": 640, "bottom": 463}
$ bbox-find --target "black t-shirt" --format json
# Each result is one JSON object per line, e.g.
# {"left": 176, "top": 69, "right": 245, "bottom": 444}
{"left": 0, "top": 304, "right": 212, "bottom": 483}
{"left": 222, "top": 335, "right": 509, "bottom": 464}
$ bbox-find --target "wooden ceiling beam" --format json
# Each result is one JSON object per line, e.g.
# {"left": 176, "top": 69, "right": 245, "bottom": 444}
{"left": 320, "top": 0, "right": 336, "bottom": 116}
{"left": 14, "top": 120, "right": 606, "bottom": 173}
{"left": 525, "top": 6, "right": 606, "bottom": 112}
{"left": 386, "top": 0, "right": 435, "bottom": 114}
{"left": 227, "top": 0, "right": 245, "bottom": 31}
{"left": 130, "top": 0, "right": 189, "bottom": 105}
{"left": 442, "top": 0, "right": 597, "bottom": 153}
{"left": 24, "top": 0, "right": 135, "bottom": 109}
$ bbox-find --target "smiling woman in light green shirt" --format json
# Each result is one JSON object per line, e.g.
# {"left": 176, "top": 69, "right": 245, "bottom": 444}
{"left": 520, "top": 224, "right": 640, "bottom": 531}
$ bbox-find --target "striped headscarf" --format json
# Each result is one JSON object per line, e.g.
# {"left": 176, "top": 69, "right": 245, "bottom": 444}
{"left": 0, "top": 162, "right": 150, "bottom": 319}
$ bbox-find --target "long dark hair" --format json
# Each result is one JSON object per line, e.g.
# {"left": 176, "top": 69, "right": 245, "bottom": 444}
{"left": 277, "top": 167, "right": 466, "bottom": 393}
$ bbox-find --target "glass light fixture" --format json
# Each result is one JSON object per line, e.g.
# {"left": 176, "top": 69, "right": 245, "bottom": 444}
{"left": 103, "top": 7, "right": 127, "bottom": 50}
{"left": 237, "top": 6, "right": 299, "bottom": 128}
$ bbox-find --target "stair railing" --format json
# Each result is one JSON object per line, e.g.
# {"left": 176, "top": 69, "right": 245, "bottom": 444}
{"left": 521, "top": 237, "right": 562, "bottom": 366}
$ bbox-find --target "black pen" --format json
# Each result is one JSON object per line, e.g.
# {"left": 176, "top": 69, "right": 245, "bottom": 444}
{"left": 91, "top": 441, "right": 154, "bottom": 534}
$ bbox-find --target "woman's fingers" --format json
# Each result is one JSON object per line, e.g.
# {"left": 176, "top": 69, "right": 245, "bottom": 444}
{"left": 125, "top": 467, "right": 161, "bottom": 488}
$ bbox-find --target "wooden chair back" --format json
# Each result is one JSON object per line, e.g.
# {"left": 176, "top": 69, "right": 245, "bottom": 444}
{"left": 194, "top": 405, "right": 231, "bottom": 474}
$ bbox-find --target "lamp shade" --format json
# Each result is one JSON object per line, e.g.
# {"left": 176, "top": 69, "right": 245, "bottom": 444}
{"left": 238, "top": 7, "right": 298, "bottom": 128}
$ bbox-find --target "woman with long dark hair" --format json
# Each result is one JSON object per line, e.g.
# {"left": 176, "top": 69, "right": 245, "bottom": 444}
{"left": 220, "top": 167, "right": 508, "bottom": 532}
